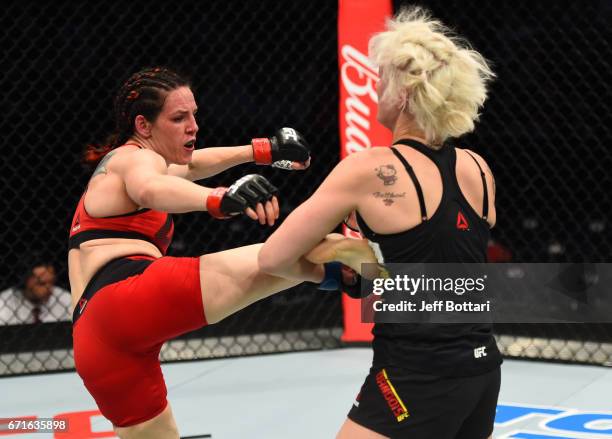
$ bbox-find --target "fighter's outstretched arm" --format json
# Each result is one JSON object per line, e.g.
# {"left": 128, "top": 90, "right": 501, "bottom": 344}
{"left": 259, "top": 152, "right": 374, "bottom": 280}
{"left": 168, "top": 128, "right": 311, "bottom": 180}
{"left": 168, "top": 145, "right": 254, "bottom": 180}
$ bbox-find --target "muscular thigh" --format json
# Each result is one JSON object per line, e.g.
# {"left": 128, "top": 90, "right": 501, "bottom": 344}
{"left": 199, "top": 244, "right": 299, "bottom": 324}
{"left": 456, "top": 367, "right": 500, "bottom": 439}
{"left": 73, "top": 315, "right": 167, "bottom": 427}
{"left": 82, "top": 256, "right": 205, "bottom": 349}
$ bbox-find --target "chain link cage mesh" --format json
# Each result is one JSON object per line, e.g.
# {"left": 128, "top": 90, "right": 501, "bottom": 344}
{"left": 1, "top": 0, "right": 611, "bottom": 375}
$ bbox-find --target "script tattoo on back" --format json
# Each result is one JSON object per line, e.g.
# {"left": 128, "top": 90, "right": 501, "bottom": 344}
{"left": 374, "top": 164, "right": 401, "bottom": 205}
{"left": 373, "top": 191, "right": 406, "bottom": 206}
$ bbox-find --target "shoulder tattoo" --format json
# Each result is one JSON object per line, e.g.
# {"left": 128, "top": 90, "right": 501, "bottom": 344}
{"left": 91, "top": 149, "right": 119, "bottom": 178}
{"left": 372, "top": 191, "right": 406, "bottom": 206}
{"left": 375, "top": 164, "right": 398, "bottom": 185}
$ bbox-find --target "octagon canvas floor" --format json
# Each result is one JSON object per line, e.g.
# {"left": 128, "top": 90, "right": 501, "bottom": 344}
{"left": 1, "top": 348, "right": 611, "bottom": 438}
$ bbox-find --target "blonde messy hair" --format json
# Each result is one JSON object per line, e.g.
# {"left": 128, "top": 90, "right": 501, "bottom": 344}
{"left": 369, "top": 6, "right": 495, "bottom": 144}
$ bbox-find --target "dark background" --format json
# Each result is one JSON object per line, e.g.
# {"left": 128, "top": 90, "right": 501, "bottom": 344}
{"left": 1, "top": 0, "right": 611, "bottom": 366}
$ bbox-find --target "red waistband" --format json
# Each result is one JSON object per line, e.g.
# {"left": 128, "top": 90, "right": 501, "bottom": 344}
{"left": 126, "top": 255, "right": 158, "bottom": 261}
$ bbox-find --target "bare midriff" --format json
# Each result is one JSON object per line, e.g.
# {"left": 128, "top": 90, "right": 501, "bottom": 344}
{"left": 68, "top": 238, "right": 162, "bottom": 311}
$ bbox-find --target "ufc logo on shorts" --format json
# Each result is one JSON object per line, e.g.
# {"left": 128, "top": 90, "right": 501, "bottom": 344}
{"left": 281, "top": 127, "right": 298, "bottom": 141}
{"left": 474, "top": 346, "right": 487, "bottom": 358}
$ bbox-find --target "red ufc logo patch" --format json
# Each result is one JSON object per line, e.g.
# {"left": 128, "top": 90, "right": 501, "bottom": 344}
{"left": 456, "top": 211, "right": 469, "bottom": 230}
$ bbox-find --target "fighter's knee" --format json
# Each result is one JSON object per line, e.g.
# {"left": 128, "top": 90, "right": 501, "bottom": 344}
{"left": 114, "top": 423, "right": 179, "bottom": 439}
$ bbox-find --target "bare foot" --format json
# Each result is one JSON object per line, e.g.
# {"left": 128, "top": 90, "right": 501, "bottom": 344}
{"left": 305, "top": 233, "right": 387, "bottom": 278}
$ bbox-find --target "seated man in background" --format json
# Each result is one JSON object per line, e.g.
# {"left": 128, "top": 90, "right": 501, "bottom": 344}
{"left": 0, "top": 261, "right": 71, "bottom": 325}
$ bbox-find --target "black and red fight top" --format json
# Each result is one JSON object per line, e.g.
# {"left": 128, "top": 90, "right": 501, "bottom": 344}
{"left": 68, "top": 191, "right": 174, "bottom": 255}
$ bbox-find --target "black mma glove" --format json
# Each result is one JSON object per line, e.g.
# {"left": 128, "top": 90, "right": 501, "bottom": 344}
{"left": 252, "top": 127, "right": 310, "bottom": 169}
{"left": 318, "top": 262, "right": 363, "bottom": 299}
{"left": 206, "top": 174, "right": 278, "bottom": 219}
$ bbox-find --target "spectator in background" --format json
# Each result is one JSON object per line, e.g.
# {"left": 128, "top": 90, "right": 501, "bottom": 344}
{"left": 0, "top": 261, "right": 71, "bottom": 325}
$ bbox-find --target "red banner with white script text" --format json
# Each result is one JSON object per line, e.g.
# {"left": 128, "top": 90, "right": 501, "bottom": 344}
{"left": 338, "top": 0, "right": 392, "bottom": 342}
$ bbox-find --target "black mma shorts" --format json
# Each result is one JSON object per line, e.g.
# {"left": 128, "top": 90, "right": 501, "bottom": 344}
{"left": 347, "top": 366, "right": 501, "bottom": 439}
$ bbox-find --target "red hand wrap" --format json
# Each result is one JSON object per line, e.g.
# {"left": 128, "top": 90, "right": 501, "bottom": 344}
{"left": 252, "top": 138, "right": 272, "bottom": 165}
{"left": 206, "top": 187, "right": 230, "bottom": 219}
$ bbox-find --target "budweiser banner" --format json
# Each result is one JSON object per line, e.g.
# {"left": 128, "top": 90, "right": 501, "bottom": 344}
{"left": 338, "top": 0, "right": 392, "bottom": 342}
